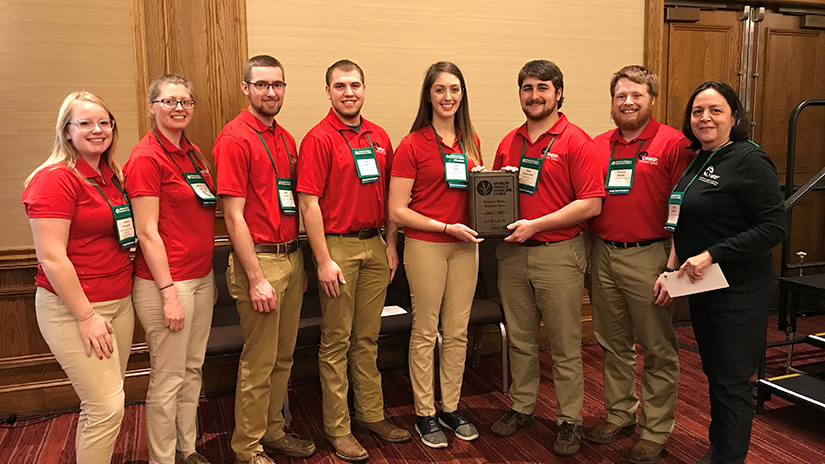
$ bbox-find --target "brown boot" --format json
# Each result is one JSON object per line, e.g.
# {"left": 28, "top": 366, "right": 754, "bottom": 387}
{"left": 325, "top": 433, "right": 369, "bottom": 462}
{"left": 586, "top": 420, "right": 636, "bottom": 444}
{"left": 352, "top": 418, "right": 412, "bottom": 443}
{"left": 629, "top": 438, "right": 666, "bottom": 464}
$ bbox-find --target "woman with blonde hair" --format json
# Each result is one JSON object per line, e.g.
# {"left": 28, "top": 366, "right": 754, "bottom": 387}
{"left": 124, "top": 74, "right": 216, "bottom": 464}
{"left": 23, "top": 91, "right": 135, "bottom": 464}
{"left": 388, "top": 61, "right": 484, "bottom": 448}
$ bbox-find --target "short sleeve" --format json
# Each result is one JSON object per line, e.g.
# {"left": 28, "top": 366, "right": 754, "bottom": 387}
{"left": 296, "top": 134, "right": 332, "bottom": 197}
{"left": 214, "top": 135, "right": 251, "bottom": 197}
{"left": 124, "top": 150, "right": 162, "bottom": 197}
{"left": 391, "top": 135, "right": 417, "bottom": 179}
{"left": 570, "top": 138, "right": 606, "bottom": 200}
{"left": 22, "top": 166, "right": 80, "bottom": 219}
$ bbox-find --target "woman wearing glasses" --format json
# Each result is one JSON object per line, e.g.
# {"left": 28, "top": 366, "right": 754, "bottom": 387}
{"left": 388, "top": 61, "right": 484, "bottom": 448}
{"left": 23, "top": 92, "right": 135, "bottom": 464}
{"left": 124, "top": 75, "right": 216, "bottom": 464}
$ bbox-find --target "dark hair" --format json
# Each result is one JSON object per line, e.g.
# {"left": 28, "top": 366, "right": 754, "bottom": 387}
{"left": 244, "top": 55, "right": 284, "bottom": 82}
{"left": 325, "top": 59, "right": 364, "bottom": 86}
{"left": 517, "top": 60, "right": 564, "bottom": 109}
{"left": 681, "top": 81, "right": 750, "bottom": 150}
{"left": 610, "top": 65, "right": 658, "bottom": 98}
{"left": 409, "top": 62, "right": 481, "bottom": 165}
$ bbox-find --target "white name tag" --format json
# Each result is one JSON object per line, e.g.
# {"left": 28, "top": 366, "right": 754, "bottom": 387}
{"left": 357, "top": 158, "right": 379, "bottom": 177}
{"left": 445, "top": 162, "right": 467, "bottom": 181}
{"left": 117, "top": 217, "right": 135, "bottom": 241}
{"left": 607, "top": 169, "right": 633, "bottom": 188}
{"left": 520, "top": 166, "right": 539, "bottom": 188}
{"left": 667, "top": 203, "right": 680, "bottom": 225}
{"left": 279, "top": 189, "right": 296, "bottom": 208}
{"left": 191, "top": 182, "right": 216, "bottom": 200}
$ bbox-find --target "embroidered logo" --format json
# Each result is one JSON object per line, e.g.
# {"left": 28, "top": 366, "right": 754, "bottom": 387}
{"left": 373, "top": 142, "right": 386, "bottom": 155}
{"left": 700, "top": 165, "right": 721, "bottom": 186}
{"left": 637, "top": 151, "right": 659, "bottom": 165}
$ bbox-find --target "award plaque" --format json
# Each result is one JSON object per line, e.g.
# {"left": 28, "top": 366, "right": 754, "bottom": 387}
{"left": 468, "top": 171, "right": 519, "bottom": 238}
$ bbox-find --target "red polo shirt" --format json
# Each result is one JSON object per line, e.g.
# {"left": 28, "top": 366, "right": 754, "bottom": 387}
{"left": 23, "top": 159, "right": 133, "bottom": 302}
{"left": 124, "top": 129, "right": 215, "bottom": 281}
{"left": 297, "top": 109, "right": 393, "bottom": 234}
{"left": 592, "top": 118, "right": 694, "bottom": 243}
{"left": 392, "top": 127, "right": 480, "bottom": 242}
{"left": 493, "top": 113, "right": 605, "bottom": 243}
{"left": 214, "top": 109, "right": 299, "bottom": 244}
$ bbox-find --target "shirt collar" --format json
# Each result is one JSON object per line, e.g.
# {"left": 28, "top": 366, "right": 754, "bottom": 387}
{"left": 324, "top": 108, "right": 371, "bottom": 134}
{"left": 240, "top": 108, "right": 279, "bottom": 134}
{"left": 152, "top": 127, "right": 194, "bottom": 154}
{"left": 76, "top": 156, "right": 114, "bottom": 182}
{"left": 516, "top": 112, "right": 569, "bottom": 142}
{"left": 422, "top": 125, "right": 463, "bottom": 149}
{"left": 608, "top": 117, "right": 661, "bottom": 144}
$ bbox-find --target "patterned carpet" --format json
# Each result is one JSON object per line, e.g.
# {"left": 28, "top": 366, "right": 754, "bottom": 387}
{"left": 2, "top": 315, "right": 824, "bottom": 463}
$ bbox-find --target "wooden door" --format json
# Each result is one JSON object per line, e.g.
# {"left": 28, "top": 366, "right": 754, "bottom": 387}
{"left": 662, "top": 8, "right": 743, "bottom": 129}
{"left": 751, "top": 10, "right": 825, "bottom": 274}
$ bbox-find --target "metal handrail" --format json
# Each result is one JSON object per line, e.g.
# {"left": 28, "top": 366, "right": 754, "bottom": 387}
{"left": 781, "top": 99, "right": 825, "bottom": 278}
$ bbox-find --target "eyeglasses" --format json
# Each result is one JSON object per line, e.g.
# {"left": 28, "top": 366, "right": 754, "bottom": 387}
{"left": 246, "top": 81, "right": 287, "bottom": 92}
{"left": 68, "top": 119, "right": 115, "bottom": 131}
{"left": 151, "top": 98, "right": 196, "bottom": 109}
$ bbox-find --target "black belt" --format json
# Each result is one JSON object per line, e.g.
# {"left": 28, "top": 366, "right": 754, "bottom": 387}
{"left": 254, "top": 240, "right": 300, "bottom": 254}
{"left": 521, "top": 239, "right": 551, "bottom": 247}
{"left": 604, "top": 238, "right": 666, "bottom": 249}
{"left": 327, "top": 228, "right": 381, "bottom": 240}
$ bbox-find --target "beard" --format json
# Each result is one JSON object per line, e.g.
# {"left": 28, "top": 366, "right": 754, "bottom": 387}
{"left": 254, "top": 98, "right": 282, "bottom": 117}
{"left": 613, "top": 104, "right": 652, "bottom": 132}
{"left": 522, "top": 100, "right": 556, "bottom": 122}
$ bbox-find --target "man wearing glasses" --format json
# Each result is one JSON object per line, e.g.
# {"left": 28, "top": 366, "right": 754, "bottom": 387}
{"left": 297, "top": 60, "right": 410, "bottom": 462}
{"left": 214, "top": 55, "right": 314, "bottom": 464}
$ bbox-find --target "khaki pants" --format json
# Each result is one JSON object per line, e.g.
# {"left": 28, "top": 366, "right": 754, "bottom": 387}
{"left": 227, "top": 250, "right": 304, "bottom": 461}
{"left": 589, "top": 238, "right": 679, "bottom": 444}
{"left": 317, "top": 235, "right": 390, "bottom": 436}
{"left": 133, "top": 271, "right": 214, "bottom": 464}
{"left": 36, "top": 288, "right": 134, "bottom": 464}
{"left": 404, "top": 238, "right": 478, "bottom": 416}
{"left": 497, "top": 236, "right": 586, "bottom": 425}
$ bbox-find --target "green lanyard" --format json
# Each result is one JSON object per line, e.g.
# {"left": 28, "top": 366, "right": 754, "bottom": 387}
{"left": 256, "top": 131, "right": 297, "bottom": 215}
{"left": 431, "top": 124, "right": 469, "bottom": 189}
{"left": 339, "top": 130, "right": 379, "bottom": 183}
{"left": 151, "top": 129, "right": 216, "bottom": 206}
{"left": 89, "top": 176, "right": 136, "bottom": 249}
{"left": 518, "top": 134, "right": 556, "bottom": 195}
{"left": 664, "top": 141, "right": 730, "bottom": 232}
{"left": 605, "top": 139, "right": 646, "bottom": 195}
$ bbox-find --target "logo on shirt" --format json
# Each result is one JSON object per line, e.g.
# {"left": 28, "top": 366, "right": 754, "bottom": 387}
{"left": 637, "top": 151, "right": 659, "bottom": 165}
{"left": 541, "top": 146, "right": 560, "bottom": 161}
{"left": 373, "top": 142, "right": 386, "bottom": 155}
{"left": 700, "top": 165, "right": 721, "bottom": 186}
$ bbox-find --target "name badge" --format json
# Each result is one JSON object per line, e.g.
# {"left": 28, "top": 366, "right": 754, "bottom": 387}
{"left": 184, "top": 172, "right": 217, "bottom": 206}
{"left": 112, "top": 203, "right": 137, "bottom": 248}
{"left": 277, "top": 177, "right": 297, "bottom": 215}
{"left": 665, "top": 192, "right": 683, "bottom": 232}
{"left": 606, "top": 158, "right": 635, "bottom": 195}
{"left": 518, "top": 154, "right": 543, "bottom": 195}
{"left": 352, "top": 147, "right": 380, "bottom": 183}
{"left": 443, "top": 152, "right": 468, "bottom": 189}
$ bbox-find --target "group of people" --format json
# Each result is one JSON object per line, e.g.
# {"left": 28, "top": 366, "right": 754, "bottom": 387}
{"left": 22, "top": 54, "right": 786, "bottom": 464}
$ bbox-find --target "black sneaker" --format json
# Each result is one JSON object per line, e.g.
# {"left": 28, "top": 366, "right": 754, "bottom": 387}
{"left": 438, "top": 410, "right": 479, "bottom": 441}
{"left": 415, "top": 415, "right": 448, "bottom": 448}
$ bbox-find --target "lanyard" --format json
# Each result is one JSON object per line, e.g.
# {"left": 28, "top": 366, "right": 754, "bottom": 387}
{"left": 518, "top": 134, "right": 556, "bottom": 195}
{"left": 664, "top": 141, "right": 730, "bottom": 232}
{"left": 605, "top": 139, "right": 646, "bottom": 194}
{"left": 256, "top": 131, "right": 297, "bottom": 215}
{"left": 151, "top": 128, "right": 216, "bottom": 206}
{"left": 89, "top": 176, "right": 136, "bottom": 248}
{"left": 339, "top": 129, "right": 380, "bottom": 183}
{"left": 431, "top": 124, "right": 469, "bottom": 189}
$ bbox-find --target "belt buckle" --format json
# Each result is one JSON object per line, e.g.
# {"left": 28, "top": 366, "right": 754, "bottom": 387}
{"left": 358, "top": 228, "right": 373, "bottom": 240}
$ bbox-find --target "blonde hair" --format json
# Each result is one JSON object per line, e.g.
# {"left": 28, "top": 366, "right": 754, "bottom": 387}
{"left": 25, "top": 91, "right": 122, "bottom": 187}
{"left": 147, "top": 74, "right": 207, "bottom": 167}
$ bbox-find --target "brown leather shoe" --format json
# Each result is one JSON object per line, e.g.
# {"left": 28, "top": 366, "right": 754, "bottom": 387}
{"left": 553, "top": 421, "right": 583, "bottom": 456}
{"left": 325, "top": 433, "right": 369, "bottom": 462}
{"left": 262, "top": 434, "right": 316, "bottom": 458}
{"left": 234, "top": 452, "right": 275, "bottom": 464}
{"left": 629, "top": 438, "right": 666, "bottom": 464}
{"left": 352, "top": 418, "right": 412, "bottom": 443}
{"left": 586, "top": 420, "right": 636, "bottom": 444}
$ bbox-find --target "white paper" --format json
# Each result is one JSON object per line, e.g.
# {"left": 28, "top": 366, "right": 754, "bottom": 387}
{"left": 607, "top": 168, "right": 632, "bottom": 187}
{"left": 660, "top": 263, "right": 729, "bottom": 298}
{"left": 279, "top": 189, "right": 296, "bottom": 208}
{"left": 519, "top": 166, "right": 539, "bottom": 187}
{"left": 445, "top": 162, "right": 467, "bottom": 181}
{"left": 357, "top": 158, "right": 380, "bottom": 177}
{"left": 380, "top": 305, "right": 407, "bottom": 317}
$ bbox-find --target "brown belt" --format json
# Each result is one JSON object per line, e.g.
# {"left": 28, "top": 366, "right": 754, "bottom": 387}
{"left": 327, "top": 228, "right": 381, "bottom": 240}
{"left": 254, "top": 240, "right": 299, "bottom": 254}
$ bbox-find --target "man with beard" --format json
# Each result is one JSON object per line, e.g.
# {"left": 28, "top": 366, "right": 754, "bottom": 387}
{"left": 490, "top": 60, "right": 604, "bottom": 456}
{"left": 297, "top": 59, "right": 410, "bottom": 462}
{"left": 214, "top": 55, "right": 315, "bottom": 464}
{"left": 586, "top": 65, "right": 693, "bottom": 464}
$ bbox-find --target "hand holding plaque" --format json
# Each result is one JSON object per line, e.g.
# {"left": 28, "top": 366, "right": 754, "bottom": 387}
{"left": 468, "top": 171, "right": 520, "bottom": 238}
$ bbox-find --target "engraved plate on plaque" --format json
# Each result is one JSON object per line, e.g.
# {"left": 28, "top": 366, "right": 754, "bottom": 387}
{"left": 468, "top": 171, "right": 519, "bottom": 238}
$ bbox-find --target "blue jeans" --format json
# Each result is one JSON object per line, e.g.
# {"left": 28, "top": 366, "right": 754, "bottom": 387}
{"left": 688, "top": 265, "right": 773, "bottom": 464}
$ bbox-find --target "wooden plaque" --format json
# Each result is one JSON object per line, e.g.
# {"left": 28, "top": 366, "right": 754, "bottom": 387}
{"left": 468, "top": 171, "right": 519, "bottom": 238}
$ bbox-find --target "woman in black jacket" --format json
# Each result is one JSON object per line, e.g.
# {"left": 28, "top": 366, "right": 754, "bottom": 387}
{"left": 654, "top": 81, "right": 786, "bottom": 464}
